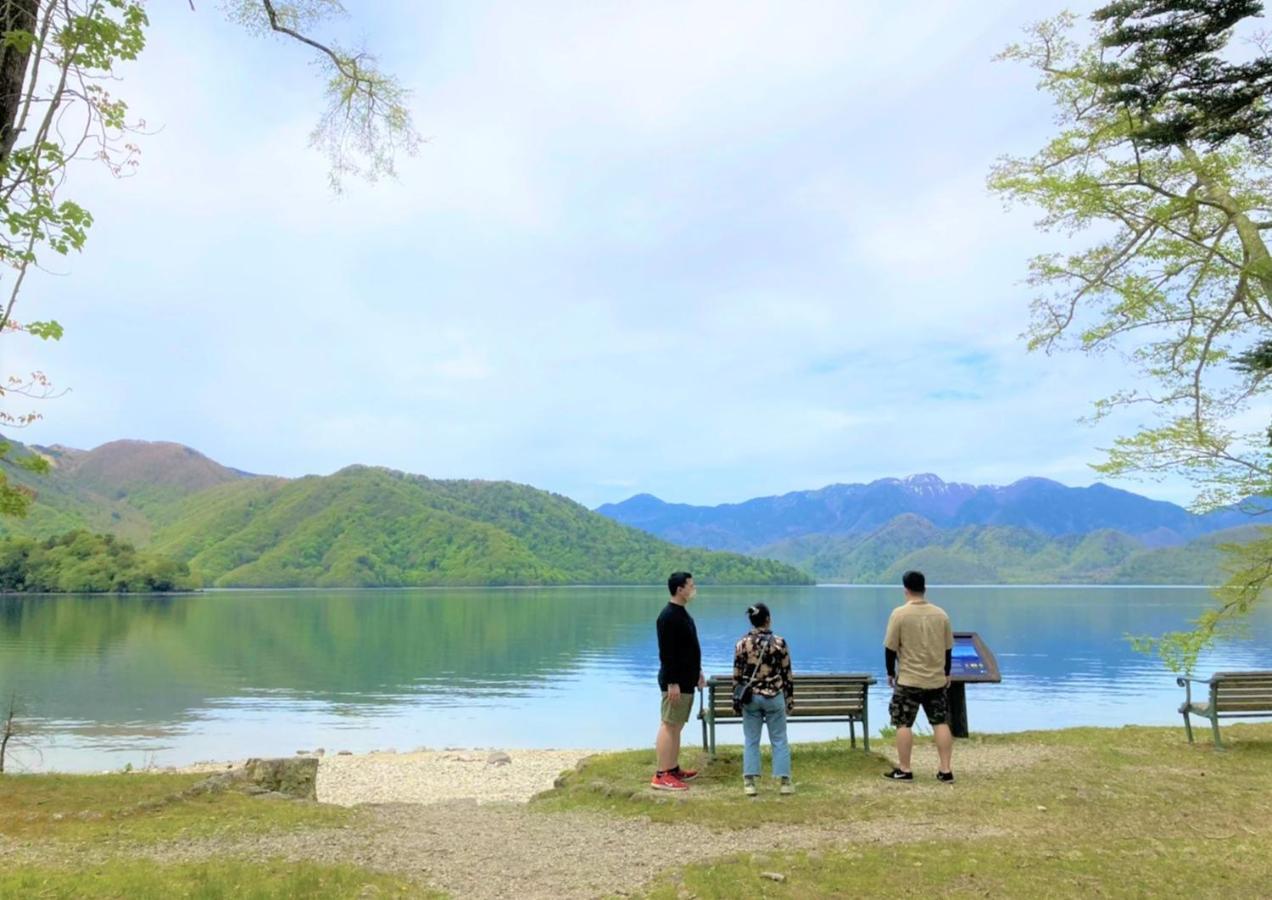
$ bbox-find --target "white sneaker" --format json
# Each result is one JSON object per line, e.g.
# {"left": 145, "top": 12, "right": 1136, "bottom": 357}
{"left": 779, "top": 777, "right": 795, "bottom": 795}
{"left": 743, "top": 777, "right": 757, "bottom": 797}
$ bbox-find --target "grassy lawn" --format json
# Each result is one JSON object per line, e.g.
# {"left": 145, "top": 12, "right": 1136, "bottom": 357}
{"left": 536, "top": 723, "right": 1272, "bottom": 897}
{"left": 0, "top": 772, "right": 353, "bottom": 843}
{"left": 534, "top": 737, "right": 888, "bottom": 825}
{"left": 644, "top": 835, "right": 1272, "bottom": 899}
{"left": 0, "top": 859, "right": 428, "bottom": 899}
{"left": 5, "top": 724, "right": 1271, "bottom": 898}
{"left": 0, "top": 771, "right": 441, "bottom": 898}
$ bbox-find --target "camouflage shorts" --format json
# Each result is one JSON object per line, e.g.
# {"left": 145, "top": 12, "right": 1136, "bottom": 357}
{"left": 889, "top": 685, "right": 949, "bottom": 728}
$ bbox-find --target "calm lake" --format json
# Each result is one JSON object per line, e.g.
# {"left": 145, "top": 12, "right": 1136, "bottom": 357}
{"left": 2, "top": 585, "right": 1270, "bottom": 772}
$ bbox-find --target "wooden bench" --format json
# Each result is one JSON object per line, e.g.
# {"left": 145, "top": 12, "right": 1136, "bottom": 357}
{"left": 699, "top": 673, "right": 876, "bottom": 757}
{"left": 1178, "top": 671, "right": 1272, "bottom": 748}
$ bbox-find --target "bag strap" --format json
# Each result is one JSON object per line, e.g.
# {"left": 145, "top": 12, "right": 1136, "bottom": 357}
{"left": 745, "top": 633, "right": 772, "bottom": 686}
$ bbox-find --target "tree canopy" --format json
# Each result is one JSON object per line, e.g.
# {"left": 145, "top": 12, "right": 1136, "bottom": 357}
{"left": 991, "top": 0, "right": 1272, "bottom": 669}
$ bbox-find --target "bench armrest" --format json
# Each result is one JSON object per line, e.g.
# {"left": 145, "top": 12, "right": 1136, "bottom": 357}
{"left": 1177, "top": 676, "right": 1213, "bottom": 708}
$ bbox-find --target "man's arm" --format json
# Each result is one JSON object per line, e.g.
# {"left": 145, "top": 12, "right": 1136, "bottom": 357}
{"left": 657, "top": 615, "right": 680, "bottom": 698}
{"left": 883, "top": 612, "right": 899, "bottom": 687}
{"left": 944, "top": 616, "right": 954, "bottom": 686}
{"left": 671, "top": 613, "right": 697, "bottom": 696}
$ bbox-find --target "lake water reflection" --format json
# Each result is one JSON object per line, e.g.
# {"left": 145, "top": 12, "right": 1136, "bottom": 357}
{"left": 1, "top": 585, "right": 1269, "bottom": 771}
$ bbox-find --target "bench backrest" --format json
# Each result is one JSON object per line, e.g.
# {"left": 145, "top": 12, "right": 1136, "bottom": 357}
{"left": 1212, "top": 671, "right": 1272, "bottom": 713}
{"left": 705, "top": 674, "right": 875, "bottom": 719}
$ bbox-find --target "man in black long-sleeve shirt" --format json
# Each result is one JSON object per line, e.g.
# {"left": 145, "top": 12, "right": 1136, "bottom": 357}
{"left": 652, "top": 571, "right": 704, "bottom": 791}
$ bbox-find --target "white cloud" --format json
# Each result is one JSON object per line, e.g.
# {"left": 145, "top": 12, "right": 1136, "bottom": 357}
{"left": 3, "top": 0, "right": 1197, "bottom": 511}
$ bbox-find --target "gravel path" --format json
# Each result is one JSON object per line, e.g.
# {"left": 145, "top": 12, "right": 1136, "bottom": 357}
{"left": 316, "top": 749, "right": 596, "bottom": 806}
{"left": 0, "top": 802, "right": 1006, "bottom": 899}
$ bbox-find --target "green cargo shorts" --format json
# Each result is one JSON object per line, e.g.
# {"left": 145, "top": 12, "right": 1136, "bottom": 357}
{"left": 660, "top": 690, "right": 695, "bottom": 726}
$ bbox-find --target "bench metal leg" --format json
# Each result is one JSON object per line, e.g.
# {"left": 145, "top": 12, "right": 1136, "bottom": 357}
{"left": 862, "top": 706, "right": 870, "bottom": 753}
{"left": 708, "top": 718, "right": 717, "bottom": 758}
{"left": 849, "top": 718, "right": 856, "bottom": 749}
{"left": 1210, "top": 715, "right": 1224, "bottom": 750}
{"left": 1181, "top": 711, "right": 1194, "bottom": 744}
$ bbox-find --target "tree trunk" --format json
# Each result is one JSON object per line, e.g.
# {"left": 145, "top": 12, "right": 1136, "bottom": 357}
{"left": 1181, "top": 145, "right": 1272, "bottom": 301}
{"left": 0, "top": 0, "right": 39, "bottom": 164}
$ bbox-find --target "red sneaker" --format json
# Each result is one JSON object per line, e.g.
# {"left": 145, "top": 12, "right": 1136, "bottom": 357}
{"left": 671, "top": 767, "right": 698, "bottom": 781}
{"left": 650, "top": 772, "right": 689, "bottom": 791}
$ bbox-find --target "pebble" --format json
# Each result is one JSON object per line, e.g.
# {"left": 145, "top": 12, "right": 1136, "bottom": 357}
{"left": 760, "top": 872, "right": 787, "bottom": 883}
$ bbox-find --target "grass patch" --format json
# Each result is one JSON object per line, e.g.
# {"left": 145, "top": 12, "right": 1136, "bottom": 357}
{"left": 0, "top": 858, "right": 434, "bottom": 899}
{"left": 645, "top": 834, "right": 1272, "bottom": 898}
{"left": 534, "top": 739, "right": 889, "bottom": 826}
{"left": 0, "top": 772, "right": 353, "bottom": 843}
{"left": 540, "top": 723, "right": 1272, "bottom": 897}
{"left": 537, "top": 724, "right": 1272, "bottom": 834}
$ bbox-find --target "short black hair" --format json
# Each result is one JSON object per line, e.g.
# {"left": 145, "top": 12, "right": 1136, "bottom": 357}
{"left": 746, "top": 602, "right": 771, "bottom": 628}
{"left": 668, "top": 571, "right": 693, "bottom": 596}
{"left": 902, "top": 570, "right": 926, "bottom": 595}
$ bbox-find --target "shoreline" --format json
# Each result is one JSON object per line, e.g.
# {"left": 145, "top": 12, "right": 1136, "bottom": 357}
{"left": 127, "top": 720, "right": 1214, "bottom": 806}
{"left": 0, "top": 582, "right": 1223, "bottom": 596}
{"left": 170, "top": 747, "right": 603, "bottom": 806}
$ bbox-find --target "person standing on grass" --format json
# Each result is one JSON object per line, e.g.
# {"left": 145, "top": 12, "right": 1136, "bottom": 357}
{"left": 733, "top": 602, "right": 795, "bottom": 796}
{"left": 652, "top": 571, "right": 704, "bottom": 791}
{"left": 882, "top": 570, "right": 956, "bottom": 783}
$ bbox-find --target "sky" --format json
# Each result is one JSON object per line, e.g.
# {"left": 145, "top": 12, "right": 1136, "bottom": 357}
{"left": 4, "top": 0, "right": 1213, "bottom": 508}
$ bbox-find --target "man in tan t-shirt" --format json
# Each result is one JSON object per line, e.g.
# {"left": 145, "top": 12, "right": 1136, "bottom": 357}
{"left": 882, "top": 570, "right": 955, "bottom": 782}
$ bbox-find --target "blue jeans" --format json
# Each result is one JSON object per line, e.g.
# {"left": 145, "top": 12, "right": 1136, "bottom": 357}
{"left": 742, "top": 692, "right": 791, "bottom": 779}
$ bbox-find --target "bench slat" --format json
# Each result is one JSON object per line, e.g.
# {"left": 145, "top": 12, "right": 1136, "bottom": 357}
{"left": 708, "top": 709, "right": 866, "bottom": 718}
{"left": 1213, "top": 692, "right": 1272, "bottom": 702}
{"left": 1215, "top": 682, "right": 1272, "bottom": 691}
{"left": 1212, "top": 682, "right": 1272, "bottom": 691}
{"left": 707, "top": 704, "right": 866, "bottom": 714}
{"left": 1215, "top": 701, "right": 1272, "bottom": 712}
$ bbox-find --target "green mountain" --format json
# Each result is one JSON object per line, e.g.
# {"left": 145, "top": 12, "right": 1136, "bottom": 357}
{"left": 758, "top": 514, "right": 1264, "bottom": 585}
{"left": 0, "top": 439, "right": 248, "bottom": 544}
{"left": 0, "top": 437, "right": 810, "bottom": 587}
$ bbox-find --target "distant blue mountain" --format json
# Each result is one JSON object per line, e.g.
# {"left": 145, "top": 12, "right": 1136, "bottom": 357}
{"left": 595, "top": 474, "right": 1266, "bottom": 552}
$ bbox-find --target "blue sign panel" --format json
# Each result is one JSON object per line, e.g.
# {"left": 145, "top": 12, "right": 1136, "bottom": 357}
{"left": 949, "top": 632, "right": 1001, "bottom": 683}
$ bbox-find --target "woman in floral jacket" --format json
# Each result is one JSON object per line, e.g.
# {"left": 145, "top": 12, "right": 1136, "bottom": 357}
{"left": 732, "top": 602, "right": 795, "bottom": 796}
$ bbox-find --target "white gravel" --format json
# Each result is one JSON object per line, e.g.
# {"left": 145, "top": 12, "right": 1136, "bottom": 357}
{"left": 314, "top": 749, "right": 599, "bottom": 807}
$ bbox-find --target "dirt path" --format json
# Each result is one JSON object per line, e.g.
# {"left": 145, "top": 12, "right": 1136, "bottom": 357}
{"left": 0, "top": 800, "right": 1004, "bottom": 899}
